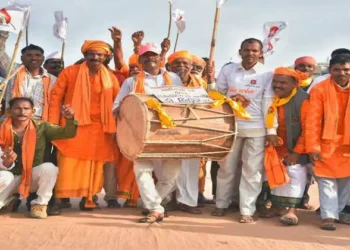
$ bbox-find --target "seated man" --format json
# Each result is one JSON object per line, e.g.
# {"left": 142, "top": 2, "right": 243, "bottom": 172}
{"left": 0, "top": 97, "right": 77, "bottom": 218}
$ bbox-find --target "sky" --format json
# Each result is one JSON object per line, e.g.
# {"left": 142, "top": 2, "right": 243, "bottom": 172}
{"left": 1, "top": 0, "right": 350, "bottom": 71}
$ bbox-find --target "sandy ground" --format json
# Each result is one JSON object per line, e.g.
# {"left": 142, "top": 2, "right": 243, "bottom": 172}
{"left": 0, "top": 165, "right": 350, "bottom": 250}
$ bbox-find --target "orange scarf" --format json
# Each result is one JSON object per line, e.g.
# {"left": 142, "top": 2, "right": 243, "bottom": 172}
{"left": 323, "top": 78, "right": 350, "bottom": 145}
{"left": 12, "top": 67, "right": 51, "bottom": 121}
{"left": 0, "top": 119, "right": 36, "bottom": 197}
{"left": 264, "top": 137, "right": 290, "bottom": 189}
{"left": 71, "top": 62, "right": 116, "bottom": 133}
{"left": 133, "top": 70, "right": 172, "bottom": 93}
{"left": 187, "top": 74, "right": 207, "bottom": 90}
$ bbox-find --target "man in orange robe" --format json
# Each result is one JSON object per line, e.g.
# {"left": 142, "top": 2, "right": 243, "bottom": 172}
{"left": 306, "top": 54, "right": 350, "bottom": 231}
{"left": 49, "top": 41, "right": 120, "bottom": 210}
{"left": 264, "top": 67, "right": 309, "bottom": 225}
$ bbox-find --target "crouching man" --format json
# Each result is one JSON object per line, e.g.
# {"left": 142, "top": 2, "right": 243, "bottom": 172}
{"left": 0, "top": 97, "right": 77, "bottom": 218}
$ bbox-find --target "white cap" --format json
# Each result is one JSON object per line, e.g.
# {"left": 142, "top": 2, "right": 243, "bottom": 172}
{"left": 45, "top": 51, "right": 61, "bottom": 61}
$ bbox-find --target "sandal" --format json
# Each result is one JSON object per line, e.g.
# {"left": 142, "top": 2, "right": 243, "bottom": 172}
{"left": 211, "top": 208, "right": 227, "bottom": 217}
{"left": 338, "top": 212, "right": 350, "bottom": 225}
{"left": 239, "top": 215, "right": 255, "bottom": 224}
{"left": 138, "top": 212, "right": 164, "bottom": 223}
{"left": 280, "top": 214, "right": 299, "bottom": 226}
{"left": 320, "top": 218, "right": 336, "bottom": 231}
{"left": 179, "top": 204, "right": 202, "bottom": 214}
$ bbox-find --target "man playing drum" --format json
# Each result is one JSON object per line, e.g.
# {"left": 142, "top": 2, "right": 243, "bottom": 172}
{"left": 113, "top": 43, "right": 183, "bottom": 223}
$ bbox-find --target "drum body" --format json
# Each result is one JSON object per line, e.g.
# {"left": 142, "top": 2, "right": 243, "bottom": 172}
{"left": 117, "top": 94, "right": 237, "bottom": 161}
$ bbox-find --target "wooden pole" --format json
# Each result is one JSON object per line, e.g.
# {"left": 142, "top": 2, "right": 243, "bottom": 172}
{"left": 61, "top": 41, "right": 66, "bottom": 60}
{"left": 0, "top": 30, "right": 24, "bottom": 102}
{"left": 25, "top": 26, "right": 29, "bottom": 46}
{"left": 167, "top": 2, "right": 172, "bottom": 39}
{"left": 173, "top": 32, "right": 180, "bottom": 53}
{"left": 209, "top": 7, "right": 221, "bottom": 64}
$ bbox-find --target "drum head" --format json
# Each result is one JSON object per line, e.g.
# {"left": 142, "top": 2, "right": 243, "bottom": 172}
{"left": 117, "top": 95, "right": 148, "bottom": 160}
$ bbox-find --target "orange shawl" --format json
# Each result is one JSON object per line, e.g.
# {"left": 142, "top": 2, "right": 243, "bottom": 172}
{"left": 264, "top": 138, "right": 290, "bottom": 189}
{"left": 71, "top": 62, "right": 116, "bottom": 133}
{"left": 188, "top": 74, "right": 207, "bottom": 90}
{"left": 13, "top": 67, "right": 51, "bottom": 121}
{"left": 0, "top": 119, "right": 36, "bottom": 197}
{"left": 323, "top": 78, "right": 350, "bottom": 145}
{"left": 133, "top": 70, "right": 172, "bottom": 93}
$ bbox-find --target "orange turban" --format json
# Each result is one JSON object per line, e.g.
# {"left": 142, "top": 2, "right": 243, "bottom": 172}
{"left": 167, "top": 50, "right": 192, "bottom": 64}
{"left": 274, "top": 67, "right": 309, "bottom": 85}
{"left": 81, "top": 40, "right": 111, "bottom": 55}
{"left": 294, "top": 56, "right": 317, "bottom": 67}
{"left": 192, "top": 55, "right": 206, "bottom": 67}
{"left": 128, "top": 54, "right": 140, "bottom": 66}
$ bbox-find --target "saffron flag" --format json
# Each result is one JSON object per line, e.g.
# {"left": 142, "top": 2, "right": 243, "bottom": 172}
{"left": 53, "top": 11, "right": 68, "bottom": 41}
{"left": 216, "top": 0, "right": 227, "bottom": 8}
{"left": 172, "top": 9, "right": 186, "bottom": 33}
{"left": 262, "top": 21, "right": 287, "bottom": 56}
{"left": 0, "top": 3, "right": 30, "bottom": 33}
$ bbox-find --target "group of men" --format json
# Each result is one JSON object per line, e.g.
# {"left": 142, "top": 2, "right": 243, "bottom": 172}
{"left": 0, "top": 26, "right": 349, "bottom": 231}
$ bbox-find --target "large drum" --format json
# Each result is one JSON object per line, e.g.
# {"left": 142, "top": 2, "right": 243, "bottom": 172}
{"left": 117, "top": 94, "right": 237, "bottom": 161}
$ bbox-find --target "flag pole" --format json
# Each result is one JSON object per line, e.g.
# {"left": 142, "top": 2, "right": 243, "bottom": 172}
{"left": 61, "top": 40, "right": 65, "bottom": 60}
{"left": 209, "top": 7, "right": 221, "bottom": 64}
{"left": 167, "top": 2, "right": 172, "bottom": 39}
{"left": 25, "top": 26, "right": 29, "bottom": 46}
{"left": 173, "top": 31, "right": 179, "bottom": 52}
{"left": 0, "top": 30, "right": 24, "bottom": 102}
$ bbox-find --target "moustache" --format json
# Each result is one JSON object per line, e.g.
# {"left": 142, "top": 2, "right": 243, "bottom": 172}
{"left": 89, "top": 59, "right": 100, "bottom": 62}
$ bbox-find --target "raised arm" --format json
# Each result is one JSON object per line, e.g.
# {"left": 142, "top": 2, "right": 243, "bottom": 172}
{"left": 109, "top": 27, "right": 124, "bottom": 71}
{"left": 48, "top": 68, "right": 69, "bottom": 124}
{"left": 0, "top": 31, "right": 10, "bottom": 78}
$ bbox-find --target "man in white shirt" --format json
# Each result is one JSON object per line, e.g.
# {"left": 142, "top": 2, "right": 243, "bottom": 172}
{"left": 113, "top": 43, "right": 183, "bottom": 223}
{"left": 212, "top": 38, "right": 277, "bottom": 223}
{"left": 307, "top": 48, "right": 350, "bottom": 94}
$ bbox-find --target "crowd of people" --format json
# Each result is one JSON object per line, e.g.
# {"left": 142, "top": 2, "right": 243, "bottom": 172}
{"left": 0, "top": 25, "right": 349, "bottom": 232}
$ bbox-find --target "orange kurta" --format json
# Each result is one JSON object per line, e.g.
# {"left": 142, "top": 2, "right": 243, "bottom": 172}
{"left": 49, "top": 64, "right": 120, "bottom": 162}
{"left": 306, "top": 80, "right": 350, "bottom": 178}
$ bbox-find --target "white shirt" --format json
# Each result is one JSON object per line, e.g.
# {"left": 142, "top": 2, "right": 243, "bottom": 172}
{"left": 113, "top": 69, "right": 183, "bottom": 109}
{"left": 215, "top": 62, "right": 275, "bottom": 133}
{"left": 307, "top": 74, "right": 330, "bottom": 94}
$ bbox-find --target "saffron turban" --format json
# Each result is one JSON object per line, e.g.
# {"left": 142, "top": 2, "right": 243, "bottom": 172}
{"left": 294, "top": 56, "right": 317, "bottom": 67}
{"left": 81, "top": 40, "right": 111, "bottom": 55}
{"left": 192, "top": 55, "right": 206, "bottom": 67}
{"left": 167, "top": 50, "right": 192, "bottom": 64}
{"left": 128, "top": 54, "right": 140, "bottom": 66}
{"left": 274, "top": 67, "right": 309, "bottom": 85}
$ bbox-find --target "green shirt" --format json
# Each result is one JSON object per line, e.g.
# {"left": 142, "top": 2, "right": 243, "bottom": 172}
{"left": 9, "top": 119, "right": 77, "bottom": 175}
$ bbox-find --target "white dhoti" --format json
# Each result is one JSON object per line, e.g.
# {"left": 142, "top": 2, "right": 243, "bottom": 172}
{"left": 175, "top": 159, "right": 200, "bottom": 207}
{"left": 270, "top": 164, "right": 307, "bottom": 207}
{"left": 134, "top": 159, "right": 182, "bottom": 213}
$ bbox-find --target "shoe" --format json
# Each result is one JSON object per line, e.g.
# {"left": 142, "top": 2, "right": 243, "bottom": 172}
{"left": 107, "top": 199, "right": 121, "bottom": 208}
{"left": 30, "top": 204, "right": 48, "bottom": 219}
{"left": 12, "top": 198, "right": 21, "bottom": 212}
{"left": 58, "top": 198, "right": 72, "bottom": 209}
{"left": 179, "top": 203, "right": 202, "bottom": 214}
{"left": 342, "top": 205, "right": 350, "bottom": 214}
{"left": 47, "top": 203, "right": 61, "bottom": 216}
{"left": 26, "top": 192, "right": 38, "bottom": 212}
{"left": 198, "top": 193, "right": 215, "bottom": 206}
{"left": 79, "top": 197, "right": 99, "bottom": 211}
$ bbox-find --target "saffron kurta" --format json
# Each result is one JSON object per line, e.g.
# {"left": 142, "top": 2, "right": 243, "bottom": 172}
{"left": 306, "top": 78, "right": 350, "bottom": 178}
{"left": 49, "top": 64, "right": 120, "bottom": 206}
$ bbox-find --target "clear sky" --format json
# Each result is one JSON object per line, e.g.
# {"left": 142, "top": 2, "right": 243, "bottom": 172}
{"left": 1, "top": 0, "right": 350, "bottom": 71}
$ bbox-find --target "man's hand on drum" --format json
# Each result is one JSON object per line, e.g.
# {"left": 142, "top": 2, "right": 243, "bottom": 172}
{"left": 266, "top": 134, "right": 279, "bottom": 147}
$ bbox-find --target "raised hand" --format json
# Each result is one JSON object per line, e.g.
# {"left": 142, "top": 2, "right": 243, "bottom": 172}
{"left": 108, "top": 26, "right": 122, "bottom": 43}
{"left": 131, "top": 31, "right": 144, "bottom": 46}
{"left": 160, "top": 38, "right": 171, "bottom": 53}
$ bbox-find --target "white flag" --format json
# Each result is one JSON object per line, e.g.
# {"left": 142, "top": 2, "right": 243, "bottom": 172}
{"left": 172, "top": 9, "right": 186, "bottom": 33}
{"left": 216, "top": 0, "right": 227, "bottom": 8}
{"left": 53, "top": 11, "right": 68, "bottom": 41}
{"left": 262, "top": 21, "right": 287, "bottom": 56}
{"left": 0, "top": 3, "right": 30, "bottom": 33}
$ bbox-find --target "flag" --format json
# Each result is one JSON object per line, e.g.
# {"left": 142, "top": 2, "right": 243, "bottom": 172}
{"left": 216, "top": 0, "right": 227, "bottom": 8}
{"left": 262, "top": 21, "right": 287, "bottom": 56}
{"left": 172, "top": 9, "right": 186, "bottom": 33}
{"left": 53, "top": 11, "right": 68, "bottom": 41}
{"left": 0, "top": 3, "right": 30, "bottom": 33}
